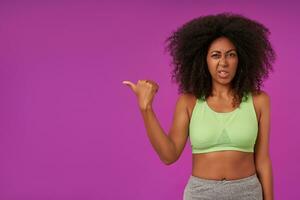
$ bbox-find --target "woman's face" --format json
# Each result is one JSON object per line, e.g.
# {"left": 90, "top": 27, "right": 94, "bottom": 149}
{"left": 206, "top": 36, "right": 238, "bottom": 86}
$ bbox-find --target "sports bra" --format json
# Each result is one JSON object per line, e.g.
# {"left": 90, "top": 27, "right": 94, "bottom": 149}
{"left": 189, "top": 92, "right": 258, "bottom": 154}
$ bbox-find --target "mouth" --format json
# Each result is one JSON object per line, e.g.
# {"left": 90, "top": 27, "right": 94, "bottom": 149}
{"left": 217, "top": 70, "right": 229, "bottom": 78}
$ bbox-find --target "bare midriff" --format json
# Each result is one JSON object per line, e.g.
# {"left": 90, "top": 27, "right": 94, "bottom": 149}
{"left": 192, "top": 150, "right": 256, "bottom": 180}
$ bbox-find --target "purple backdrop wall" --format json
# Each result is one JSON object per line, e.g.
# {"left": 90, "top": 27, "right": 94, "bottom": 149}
{"left": 1, "top": 0, "right": 299, "bottom": 199}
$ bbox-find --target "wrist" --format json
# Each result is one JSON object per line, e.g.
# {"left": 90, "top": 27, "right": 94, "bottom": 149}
{"left": 139, "top": 104, "right": 153, "bottom": 113}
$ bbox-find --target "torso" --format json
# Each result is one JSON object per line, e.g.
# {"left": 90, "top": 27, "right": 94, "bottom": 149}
{"left": 186, "top": 93, "right": 261, "bottom": 180}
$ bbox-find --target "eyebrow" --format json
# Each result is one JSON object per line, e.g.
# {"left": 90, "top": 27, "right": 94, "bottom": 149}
{"left": 210, "top": 49, "right": 237, "bottom": 54}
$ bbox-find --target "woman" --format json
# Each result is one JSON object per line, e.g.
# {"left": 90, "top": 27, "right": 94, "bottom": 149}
{"left": 123, "top": 12, "right": 275, "bottom": 200}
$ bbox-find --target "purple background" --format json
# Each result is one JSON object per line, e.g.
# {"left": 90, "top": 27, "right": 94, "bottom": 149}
{"left": 1, "top": 1, "right": 299, "bottom": 199}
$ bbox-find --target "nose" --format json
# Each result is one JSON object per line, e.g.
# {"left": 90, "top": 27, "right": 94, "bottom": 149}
{"left": 218, "top": 56, "right": 228, "bottom": 67}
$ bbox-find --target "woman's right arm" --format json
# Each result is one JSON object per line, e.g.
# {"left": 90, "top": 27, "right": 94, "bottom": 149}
{"left": 140, "top": 94, "right": 190, "bottom": 165}
{"left": 123, "top": 80, "right": 190, "bottom": 165}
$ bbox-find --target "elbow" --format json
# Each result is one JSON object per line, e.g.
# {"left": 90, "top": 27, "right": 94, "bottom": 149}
{"left": 161, "top": 155, "right": 178, "bottom": 166}
{"left": 163, "top": 159, "right": 175, "bottom": 165}
{"left": 255, "top": 156, "right": 272, "bottom": 173}
{"left": 161, "top": 145, "right": 179, "bottom": 165}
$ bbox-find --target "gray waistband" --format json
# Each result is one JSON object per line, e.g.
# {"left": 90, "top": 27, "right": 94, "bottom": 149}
{"left": 189, "top": 173, "right": 258, "bottom": 184}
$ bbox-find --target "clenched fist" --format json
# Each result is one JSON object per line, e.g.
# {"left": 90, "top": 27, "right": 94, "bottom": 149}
{"left": 122, "top": 80, "right": 159, "bottom": 111}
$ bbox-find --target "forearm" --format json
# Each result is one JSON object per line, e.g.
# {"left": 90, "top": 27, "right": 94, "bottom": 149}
{"left": 256, "top": 157, "right": 274, "bottom": 200}
{"left": 140, "top": 106, "right": 177, "bottom": 164}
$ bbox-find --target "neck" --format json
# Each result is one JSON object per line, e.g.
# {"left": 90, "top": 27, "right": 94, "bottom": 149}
{"left": 211, "top": 83, "right": 234, "bottom": 98}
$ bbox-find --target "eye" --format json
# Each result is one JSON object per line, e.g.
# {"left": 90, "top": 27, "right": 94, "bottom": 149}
{"left": 211, "top": 54, "right": 220, "bottom": 58}
{"left": 229, "top": 53, "right": 236, "bottom": 57}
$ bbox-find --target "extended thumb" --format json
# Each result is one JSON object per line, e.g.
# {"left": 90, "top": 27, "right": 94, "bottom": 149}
{"left": 122, "top": 80, "right": 136, "bottom": 92}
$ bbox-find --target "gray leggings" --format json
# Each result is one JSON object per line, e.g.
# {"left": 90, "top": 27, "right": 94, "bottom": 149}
{"left": 183, "top": 173, "right": 263, "bottom": 200}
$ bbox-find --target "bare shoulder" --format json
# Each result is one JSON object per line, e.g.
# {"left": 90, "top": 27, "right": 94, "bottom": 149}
{"left": 177, "top": 93, "right": 197, "bottom": 119}
{"left": 177, "top": 93, "right": 197, "bottom": 101}
{"left": 252, "top": 90, "right": 270, "bottom": 107}
{"left": 252, "top": 90, "right": 271, "bottom": 121}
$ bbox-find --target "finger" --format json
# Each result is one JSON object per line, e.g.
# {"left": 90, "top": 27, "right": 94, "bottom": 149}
{"left": 144, "top": 80, "right": 157, "bottom": 87}
{"left": 122, "top": 80, "right": 137, "bottom": 92}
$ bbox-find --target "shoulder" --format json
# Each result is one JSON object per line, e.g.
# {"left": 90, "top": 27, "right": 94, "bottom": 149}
{"left": 252, "top": 90, "right": 270, "bottom": 108}
{"left": 177, "top": 93, "right": 197, "bottom": 106}
{"left": 177, "top": 93, "right": 197, "bottom": 101}
{"left": 252, "top": 90, "right": 271, "bottom": 121}
{"left": 176, "top": 93, "right": 197, "bottom": 119}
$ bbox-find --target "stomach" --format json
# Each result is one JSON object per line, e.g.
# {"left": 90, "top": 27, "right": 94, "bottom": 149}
{"left": 192, "top": 150, "right": 256, "bottom": 180}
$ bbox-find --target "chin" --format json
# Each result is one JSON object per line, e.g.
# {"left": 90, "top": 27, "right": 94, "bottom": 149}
{"left": 216, "top": 78, "right": 233, "bottom": 85}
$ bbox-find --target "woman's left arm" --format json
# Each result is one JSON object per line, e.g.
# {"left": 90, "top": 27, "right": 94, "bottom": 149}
{"left": 254, "top": 91, "right": 274, "bottom": 200}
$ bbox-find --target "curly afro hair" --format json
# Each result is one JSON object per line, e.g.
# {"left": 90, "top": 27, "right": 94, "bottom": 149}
{"left": 164, "top": 12, "right": 276, "bottom": 106}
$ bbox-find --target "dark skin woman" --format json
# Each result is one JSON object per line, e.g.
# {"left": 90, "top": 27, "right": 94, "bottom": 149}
{"left": 123, "top": 12, "right": 275, "bottom": 200}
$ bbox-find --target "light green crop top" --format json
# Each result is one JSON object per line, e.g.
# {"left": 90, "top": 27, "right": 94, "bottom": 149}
{"left": 189, "top": 92, "right": 258, "bottom": 154}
